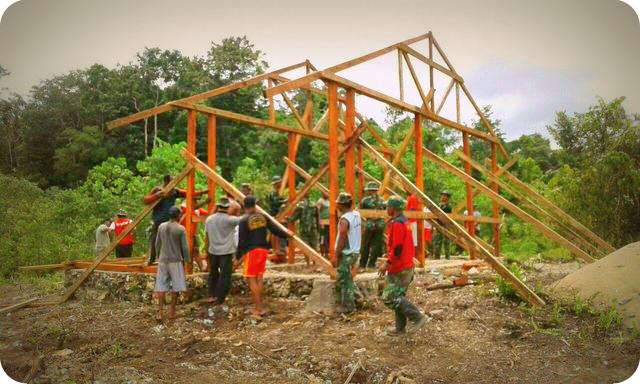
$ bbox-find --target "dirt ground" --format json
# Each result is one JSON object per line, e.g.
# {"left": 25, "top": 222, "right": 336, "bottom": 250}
{"left": 1, "top": 263, "right": 639, "bottom": 384}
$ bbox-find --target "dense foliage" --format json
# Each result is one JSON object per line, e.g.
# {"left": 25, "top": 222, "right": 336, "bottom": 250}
{"left": 0, "top": 38, "right": 638, "bottom": 277}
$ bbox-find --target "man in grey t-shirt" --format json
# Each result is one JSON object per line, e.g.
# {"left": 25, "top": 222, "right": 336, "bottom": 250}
{"left": 204, "top": 197, "right": 241, "bottom": 305}
{"left": 154, "top": 206, "right": 190, "bottom": 323}
{"left": 95, "top": 219, "right": 112, "bottom": 256}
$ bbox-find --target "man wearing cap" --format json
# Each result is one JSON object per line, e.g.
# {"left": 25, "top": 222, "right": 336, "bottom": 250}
{"left": 434, "top": 190, "right": 453, "bottom": 260}
{"left": 154, "top": 206, "right": 190, "bottom": 323}
{"left": 359, "top": 182, "right": 386, "bottom": 270}
{"left": 379, "top": 196, "right": 427, "bottom": 336}
{"left": 234, "top": 196, "right": 291, "bottom": 316}
{"left": 95, "top": 218, "right": 113, "bottom": 256}
{"left": 240, "top": 183, "right": 253, "bottom": 199}
{"left": 287, "top": 183, "right": 320, "bottom": 252}
{"left": 204, "top": 197, "right": 241, "bottom": 305}
{"left": 334, "top": 192, "right": 362, "bottom": 314}
{"left": 265, "top": 176, "right": 288, "bottom": 263}
{"left": 143, "top": 174, "right": 206, "bottom": 265}
{"left": 109, "top": 209, "right": 135, "bottom": 258}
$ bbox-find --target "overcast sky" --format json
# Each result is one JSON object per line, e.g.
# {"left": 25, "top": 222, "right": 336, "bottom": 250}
{"left": 0, "top": 0, "right": 638, "bottom": 140}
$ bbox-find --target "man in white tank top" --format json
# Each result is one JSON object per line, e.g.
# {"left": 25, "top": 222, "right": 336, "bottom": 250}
{"left": 334, "top": 192, "right": 362, "bottom": 314}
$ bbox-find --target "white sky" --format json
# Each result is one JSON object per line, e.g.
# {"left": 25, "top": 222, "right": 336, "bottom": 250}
{"left": 0, "top": 0, "right": 639, "bottom": 140}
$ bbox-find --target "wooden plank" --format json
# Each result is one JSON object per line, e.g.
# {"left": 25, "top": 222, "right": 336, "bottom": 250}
{"left": 282, "top": 157, "right": 329, "bottom": 194}
{"left": 360, "top": 138, "right": 545, "bottom": 306}
{"left": 423, "top": 147, "right": 595, "bottom": 263}
{"left": 186, "top": 111, "right": 197, "bottom": 272}
{"left": 414, "top": 113, "right": 425, "bottom": 266}
{"left": 71, "top": 261, "right": 158, "bottom": 274}
{"left": 491, "top": 144, "right": 501, "bottom": 256}
{"left": 320, "top": 71, "right": 499, "bottom": 143}
{"left": 435, "top": 79, "right": 456, "bottom": 115}
{"left": 344, "top": 89, "right": 356, "bottom": 197}
{"left": 19, "top": 262, "right": 71, "bottom": 271}
{"left": 359, "top": 209, "right": 500, "bottom": 223}
{"left": 0, "top": 298, "right": 39, "bottom": 315}
{"left": 398, "top": 49, "right": 404, "bottom": 101}
{"left": 170, "top": 101, "right": 332, "bottom": 142}
{"left": 428, "top": 32, "right": 435, "bottom": 112}
{"left": 455, "top": 150, "right": 605, "bottom": 257}
{"left": 452, "top": 154, "right": 519, "bottom": 214}
{"left": 500, "top": 169, "right": 616, "bottom": 254}
{"left": 401, "top": 51, "right": 435, "bottom": 110}
{"left": 107, "top": 61, "right": 308, "bottom": 131}
{"left": 397, "top": 43, "right": 464, "bottom": 82}
{"left": 287, "top": 130, "right": 298, "bottom": 264}
{"left": 58, "top": 165, "right": 194, "bottom": 303}
{"left": 378, "top": 121, "right": 415, "bottom": 195}
{"left": 328, "top": 82, "right": 340, "bottom": 263}
{"left": 181, "top": 150, "right": 336, "bottom": 278}
{"left": 207, "top": 114, "right": 217, "bottom": 211}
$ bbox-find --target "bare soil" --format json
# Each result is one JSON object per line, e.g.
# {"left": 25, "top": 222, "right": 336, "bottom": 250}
{"left": 1, "top": 263, "right": 639, "bottom": 384}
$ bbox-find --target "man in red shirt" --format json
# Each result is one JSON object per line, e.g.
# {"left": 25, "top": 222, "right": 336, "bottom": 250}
{"left": 110, "top": 209, "right": 134, "bottom": 258}
{"left": 379, "top": 197, "right": 426, "bottom": 336}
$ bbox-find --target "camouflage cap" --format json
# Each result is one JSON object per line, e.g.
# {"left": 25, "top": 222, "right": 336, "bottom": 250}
{"left": 216, "top": 197, "right": 231, "bottom": 209}
{"left": 364, "top": 181, "right": 379, "bottom": 191}
{"left": 336, "top": 192, "right": 353, "bottom": 205}
{"left": 386, "top": 196, "right": 406, "bottom": 210}
{"left": 441, "top": 190, "right": 452, "bottom": 196}
{"left": 241, "top": 183, "right": 251, "bottom": 189}
{"left": 116, "top": 209, "right": 127, "bottom": 217}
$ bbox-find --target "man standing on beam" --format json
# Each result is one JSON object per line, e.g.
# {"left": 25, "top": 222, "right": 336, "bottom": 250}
{"left": 334, "top": 192, "right": 362, "bottom": 314}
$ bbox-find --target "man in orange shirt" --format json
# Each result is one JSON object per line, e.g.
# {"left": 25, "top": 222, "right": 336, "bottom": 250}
{"left": 110, "top": 209, "right": 134, "bottom": 258}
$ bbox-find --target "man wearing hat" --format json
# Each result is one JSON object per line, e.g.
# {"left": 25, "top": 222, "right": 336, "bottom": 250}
{"left": 334, "top": 192, "right": 362, "bottom": 314}
{"left": 109, "top": 209, "right": 135, "bottom": 258}
{"left": 359, "top": 182, "right": 386, "bottom": 270}
{"left": 379, "top": 196, "right": 427, "bottom": 336}
{"left": 433, "top": 190, "right": 453, "bottom": 260}
{"left": 266, "top": 176, "right": 288, "bottom": 262}
{"left": 240, "top": 183, "right": 253, "bottom": 199}
{"left": 204, "top": 197, "right": 241, "bottom": 305}
{"left": 287, "top": 183, "right": 320, "bottom": 253}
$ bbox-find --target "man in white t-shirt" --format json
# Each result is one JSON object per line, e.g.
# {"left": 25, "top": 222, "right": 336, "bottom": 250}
{"left": 334, "top": 192, "right": 362, "bottom": 314}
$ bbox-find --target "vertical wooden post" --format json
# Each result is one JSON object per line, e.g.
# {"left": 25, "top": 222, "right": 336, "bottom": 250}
{"left": 328, "top": 82, "right": 339, "bottom": 263}
{"left": 459, "top": 82, "right": 476, "bottom": 259}
{"left": 287, "top": 132, "right": 297, "bottom": 264}
{"left": 186, "top": 110, "right": 197, "bottom": 273}
{"left": 268, "top": 78, "right": 275, "bottom": 124}
{"left": 428, "top": 32, "right": 435, "bottom": 112}
{"left": 414, "top": 113, "right": 425, "bottom": 267}
{"left": 491, "top": 143, "right": 501, "bottom": 257}
{"left": 207, "top": 114, "right": 217, "bottom": 212}
{"left": 344, "top": 89, "right": 356, "bottom": 198}
{"left": 398, "top": 50, "right": 404, "bottom": 102}
{"left": 357, "top": 144, "right": 364, "bottom": 202}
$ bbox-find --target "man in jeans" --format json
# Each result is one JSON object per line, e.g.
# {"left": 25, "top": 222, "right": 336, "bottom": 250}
{"left": 204, "top": 197, "right": 241, "bottom": 305}
{"left": 154, "top": 206, "right": 190, "bottom": 323}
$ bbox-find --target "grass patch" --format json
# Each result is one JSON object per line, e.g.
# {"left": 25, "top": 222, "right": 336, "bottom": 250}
{"left": 495, "top": 263, "right": 525, "bottom": 301}
{"left": 598, "top": 304, "right": 622, "bottom": 333}
{"left": 0, "top": 271, "right": 65, "bottom": 294}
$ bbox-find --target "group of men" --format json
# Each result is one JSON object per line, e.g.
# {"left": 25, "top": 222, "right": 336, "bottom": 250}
{"left": 96, "top": 172, "right": 472, "bottom": 335}
{"left": 94, "top": 209, "right": 134, "bottom": 258}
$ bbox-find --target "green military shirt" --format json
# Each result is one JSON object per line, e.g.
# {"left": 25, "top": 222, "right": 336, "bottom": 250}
{"left": 288, "top": 198, "right": 320, "bottom": 237}
{"left": 266, "top": 191, "right": 287, "bottom": 216}
{"left": 360, "top": 194, "right": 386, "bottom": 230}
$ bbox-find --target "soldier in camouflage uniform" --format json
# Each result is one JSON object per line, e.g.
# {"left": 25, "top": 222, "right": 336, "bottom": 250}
{"left": 334, "top": 192, "right": 362, "bottom": 314}
{"left": 379, "top": 196, "right": 426, "bottom": 336}
{"left": 359, "top": 182, "right": 386, "bottom": 270}
{"left": 433, "top": 190, "right": 452, "bottom": 260}
{"left": 287, "top": 183, "right": 320, "bottom": 250}
{"left": 266, "top": 176, "right": 288, "bottom": 262}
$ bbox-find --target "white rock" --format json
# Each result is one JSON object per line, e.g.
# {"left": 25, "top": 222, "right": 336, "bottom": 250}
{"left": 467, "top": 267, "right": 479, "bottom": 275}
{"left": 52, "top": 349, "right": 73, "bottom": 357}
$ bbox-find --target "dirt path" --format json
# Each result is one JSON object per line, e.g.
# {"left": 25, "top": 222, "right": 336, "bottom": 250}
{"left": 1, "top": 265, "right": 638, "bottom": 383}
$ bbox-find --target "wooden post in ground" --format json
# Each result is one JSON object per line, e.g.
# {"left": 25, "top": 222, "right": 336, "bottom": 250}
{"left": 357, "top": 144, "right": 364, "bottom": 201}
{"left": 207, "top": 115, "right": 217, "bottom": 211}
{"left": 328, "top": 82, "right": 340, "bottom": 263}
{"left": 459, "top": 83, "right": 476, "bottom": 259}
{"left": 491, "top": 143, "right": 500, "bottom": 257}
{"left": 414, "top": 113, "right": 425, "bottom": 266}
{"left": 287, "top": 131, "right": 297, "bottom": 264}
{"left": 344, "top": 89, "right": 356, "bottom": 198}
{"left": 268, "top": 78, "right": 275, "bottom": 124}
{"left": 186, "top": 110, "right": 197, "bottom": 273}
{"left": 428, "top": 31, "right": 435, "bottom": 112}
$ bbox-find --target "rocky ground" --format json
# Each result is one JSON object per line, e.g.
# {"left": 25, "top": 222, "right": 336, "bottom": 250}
{"left": 1, "top": 261, "right": 639, "bottom": 384}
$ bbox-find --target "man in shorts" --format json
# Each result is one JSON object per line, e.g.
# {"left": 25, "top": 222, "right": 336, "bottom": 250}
{"left": 154, "top": 206, "right": 190, "bottom": 323}
{"left": 234, "top": 196, "right": 291, "bottom": 317}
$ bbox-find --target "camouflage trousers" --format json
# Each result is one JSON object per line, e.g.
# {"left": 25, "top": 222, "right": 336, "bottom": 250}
{"left": 299, "top": 231, "right": 319, "bottom": 250}
{"left": 433, "top": 230, "right": 451, "bottom": 260}
{"left": 336, "top": 252, "right": 359, "bottom": 311}
{"left": 382, "top": 268, "right": 414, "bottom": 310}
{"left": 360, "top": 227, "right": 385, "bottom": 268}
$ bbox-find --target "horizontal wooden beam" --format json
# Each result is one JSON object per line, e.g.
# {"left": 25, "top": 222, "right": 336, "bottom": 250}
{"left": 359, "top": 209, "right": 501, "bottom": 223}
{"left": 107, "top": 61, "right": 308, "bottom": 131}
{"left": 320, "top": 71, "right": 498, "bottom": 143}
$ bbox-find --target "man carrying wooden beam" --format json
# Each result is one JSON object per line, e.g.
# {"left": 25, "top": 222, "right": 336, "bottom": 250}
{"left": 380, "top": 196, "right": 427, "bottom": 336}
{"left": 334, "top": 192, "right": 362, "bottom": 314}
{"left": 234, "top": 196, "right": 292, "bottom": 317}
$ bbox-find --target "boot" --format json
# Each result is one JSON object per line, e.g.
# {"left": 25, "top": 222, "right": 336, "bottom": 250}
{"left": 399, "top": 297, "right": 426, "bottom": 333}
{"left": 386, "top": 308, "right": 407, "bottom": 336}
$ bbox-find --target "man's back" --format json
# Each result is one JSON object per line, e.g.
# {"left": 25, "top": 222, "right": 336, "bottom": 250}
{"left": 206, "top": 212, "right": 240, "bottom": 255}
{"left": 157, "top": 221, "right": 188, "bottom": 263}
